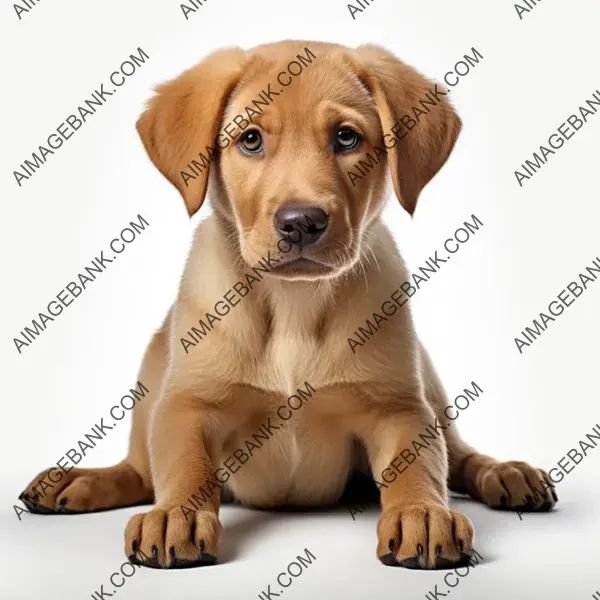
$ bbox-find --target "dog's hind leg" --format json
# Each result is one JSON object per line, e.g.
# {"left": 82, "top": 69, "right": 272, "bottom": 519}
{"left": 420, "top": 343, "right": 558, "bottom": 514}
{"left": 20, "top": 461, "right": 153, "bottom": 514}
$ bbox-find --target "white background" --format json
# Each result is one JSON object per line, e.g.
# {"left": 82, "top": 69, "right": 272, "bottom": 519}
{"left": 1, "top": 0, "right": 600, "bottom": 598}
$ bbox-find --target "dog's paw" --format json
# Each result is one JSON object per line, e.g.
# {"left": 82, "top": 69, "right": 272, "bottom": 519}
{"left": 479, "top": 461, "right": 557, "bottom": 512}
{"left": 124, "top": 507, "right": 221, "bottom": 569}
{"left": 377, "top": 504, "right": 474, "bottom": 569}
{"left": 19, "top": 467, "right": 97, "bottom": 514}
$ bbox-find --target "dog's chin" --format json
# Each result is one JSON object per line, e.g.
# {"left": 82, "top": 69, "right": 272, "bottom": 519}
{"left": 269, "top": 257, "right": 339, "bottom": 281}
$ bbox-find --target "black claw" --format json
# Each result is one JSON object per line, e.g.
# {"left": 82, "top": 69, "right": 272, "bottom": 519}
{"left": 21, "top": 499, "right": 54, "bottom": 514}
{"left": 435, "top": 558, "right": 459, "bottom": 570}
{"left": 379, "top": 553, "right": 399, "bottom": 566}
{"left": 132, "top": 545, "right": 163, "bottom": 570}
{"left": 59, "top": 498, "right": 67, "bottom": 507}
{"left": 169, "top": 546, "right": 176, "bottom": 560}
{"left": 458, "top": 539, "right": 464, "bottom": 553}
{"left": 171, "top": 554, "right": 217, "bottom": 569}
{"left": 132, "top": 541, "right": 138, "bottom": 553}
{"left": 435, "top": 544, "right": 443, "bottom": 557}
{"left": 198, "top": 540, "right": 205, "bottom": 553}
{"left": 551, "top": 491, "right": 558, "bottom": 502}
{"left": 18, "top": 492, "right": 26, "bottom": 501}
{"left": 525, "top": 495, "right": 534, "bottom": 507}
{"left": 500, "top": 495, "right": 508, "bottom": 506}
{"left": 511, "top": 498, "right": 554, "bottom": 513}
{"left": 388, "top": 539, "right": 395, "bottom": 553}
{"left": 458, "top": 553, "right": 475, "bottom": 567}
{"left": 416, "top": 543, "right": 424, "bottom": 556}
{"left": 399, "top": 556, "right": 422, "bottom": 570}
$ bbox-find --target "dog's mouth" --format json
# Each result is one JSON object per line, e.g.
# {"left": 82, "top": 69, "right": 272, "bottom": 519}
{"left": 274, "top": 257, "right": 326, "bottom": 270}
{"left": 245, "top": 229, "right": 351, "bottom": 280}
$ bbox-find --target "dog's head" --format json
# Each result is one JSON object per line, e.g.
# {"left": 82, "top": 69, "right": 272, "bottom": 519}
{"left": 137, "top": 41, "right": 461, "bottom": 281}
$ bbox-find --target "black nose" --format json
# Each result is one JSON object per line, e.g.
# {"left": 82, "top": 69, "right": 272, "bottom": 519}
{"left": 273, "top": 205, "right": 329, "bottom": 246}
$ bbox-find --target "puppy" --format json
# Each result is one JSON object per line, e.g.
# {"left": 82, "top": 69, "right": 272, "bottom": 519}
{"left": 21, "top": 40, "right": 556, "bottom": 570}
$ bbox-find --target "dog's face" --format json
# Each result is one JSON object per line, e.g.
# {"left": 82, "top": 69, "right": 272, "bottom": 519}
{"left": 137, "top": 41, "right": 461, "bottom": 281}
{"left": 217, "top": 45, "right": 388, "bottom": 281}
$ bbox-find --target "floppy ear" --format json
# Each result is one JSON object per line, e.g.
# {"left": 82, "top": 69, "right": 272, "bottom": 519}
{"left": 136, "top": 47, "right": 248, "bottom": 216}
{"left": 354, "top": 45, "right": 461, "bottom": 216}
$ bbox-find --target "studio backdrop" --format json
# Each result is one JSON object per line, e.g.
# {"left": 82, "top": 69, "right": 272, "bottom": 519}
{"left": 1, "top": 0, "right": 599, "bottom": 599}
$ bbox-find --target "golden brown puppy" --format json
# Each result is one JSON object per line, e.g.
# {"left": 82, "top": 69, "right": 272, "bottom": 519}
{"left": 21, "top": 40, "right": 556, "bottom": 570}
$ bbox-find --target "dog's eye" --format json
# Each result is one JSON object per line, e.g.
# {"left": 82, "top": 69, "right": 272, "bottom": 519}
{"left": 334, "top": 127, "right": 361, "bottom": 152}
{"left": 239, "top": 130, "right": 263, "bottom": 154}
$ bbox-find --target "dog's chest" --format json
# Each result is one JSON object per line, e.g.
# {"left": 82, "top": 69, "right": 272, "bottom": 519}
{"left": 221, "top": 414, "right": 353, "bottom": 507}
{"left": 217, "top": 284, "right": 356, "bottom": 506}
{"left": 255, "top": 288, "right": 337, "bottom": 394}
{"left": 267, "top": 326, "right": 320, "bottom": 391}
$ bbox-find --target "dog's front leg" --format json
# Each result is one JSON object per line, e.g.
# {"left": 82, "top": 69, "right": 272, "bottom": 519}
{"left": 124, "top": 392, "right": 222, "bottom": 569}
{"left": 361, "top": 408, "right": 474, "bottom": 569}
